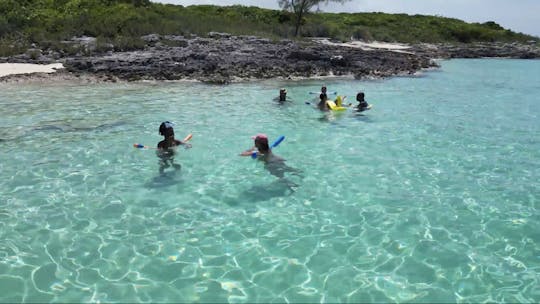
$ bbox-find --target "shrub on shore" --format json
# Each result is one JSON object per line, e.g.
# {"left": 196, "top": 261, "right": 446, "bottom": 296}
{"left": 0, "top": 1, "right": 537, "bottom": 57}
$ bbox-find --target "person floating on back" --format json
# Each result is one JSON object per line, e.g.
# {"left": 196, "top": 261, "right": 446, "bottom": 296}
{"left": 355, "top": 92, "right": 371, "bottom": 112}
{"left": 157, "top": 121, "right": 191, "bottom": 174}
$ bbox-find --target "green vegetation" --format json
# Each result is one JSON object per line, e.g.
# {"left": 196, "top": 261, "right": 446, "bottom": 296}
{"left": 0, "top": 0, "right": 537, "bottom": 57}
{"left": 314, "top": 12, "right": 537, "bottom": 43}
{"left": 278, "top": 0, "right": 348, "bottom": 36}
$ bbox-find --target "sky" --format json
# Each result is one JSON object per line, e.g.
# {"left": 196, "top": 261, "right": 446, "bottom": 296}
{"left": 154, "top": 0, "right": 540, "bottom": 37}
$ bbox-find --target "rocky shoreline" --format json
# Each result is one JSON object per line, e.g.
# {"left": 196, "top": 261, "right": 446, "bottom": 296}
{"left": 1, "top": 33, "right": 539, "bottom": 84}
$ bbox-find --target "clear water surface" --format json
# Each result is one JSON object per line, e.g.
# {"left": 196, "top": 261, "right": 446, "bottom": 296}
{"left": 0, "top": 59, "right": 539, "bottom": 303}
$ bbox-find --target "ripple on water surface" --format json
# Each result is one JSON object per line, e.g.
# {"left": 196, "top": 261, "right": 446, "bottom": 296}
{"left": 0, "top": 59, "right": 539, "bottom": 302}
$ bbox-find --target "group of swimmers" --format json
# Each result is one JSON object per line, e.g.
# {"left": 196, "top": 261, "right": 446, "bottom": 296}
{"left": 155, "top": 85, "right": 371, "bottom": 177}
{"left": 155, "top": 121, "right": 297, "bottom": 179}
{"left": 278, "top": 85, "right": 371, "bottom": 112}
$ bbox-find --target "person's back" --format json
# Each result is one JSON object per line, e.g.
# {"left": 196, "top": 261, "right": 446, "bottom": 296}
{"left": 263, "top": 152, "right": 292, "bottom": 177}
{"left": 318, "top": 93, "right": 329, "bottom": 111}
{"left": 157, "top": 137, "right": 181, "bottom": 151}
{"left": 355, "top": 92, "right": 369, "bottom": 111}
{"left": 257, "top": 148, "right": 284, "bottom": 164}
{"left": 156, "top": 121, "right": 191, "bottom": 174}
{"left": 278, "top": 88, "right": 287, "bottom": 102}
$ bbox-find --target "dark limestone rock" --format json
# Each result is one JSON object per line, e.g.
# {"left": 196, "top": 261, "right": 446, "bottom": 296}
{"left": 3, "top": 33, "right": 538, "bottom": 83}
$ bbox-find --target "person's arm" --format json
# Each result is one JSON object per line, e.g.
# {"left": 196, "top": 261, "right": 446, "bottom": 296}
{"left": 240, "top": 146, "right": 256, "bottom": 156}
{"left": 342, "top": 96, "right": 352, "bottom": 106}
{"left": 176, "top": 139, "right": 192, "bottom": 148}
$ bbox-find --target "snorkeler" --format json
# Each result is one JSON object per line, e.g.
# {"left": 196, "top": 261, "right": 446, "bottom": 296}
{"left": 240, "top": 134, "right": 300, "bottom": 179}
{"left": 317, "top": 93, "right": 329, "bottom": 111}
{"left": 309, "top": 85, "right": 336, "bottom": 98}
{"left": 157, "top": 121, "right": 191, "bottom": 174}
{"left": 278, "top": 88, "right": 287, "bottom": 102}
{"left": 355, "top": 92, "right": 371, "bottom": 112}
{"left": 240, "top": 134, "right": 282, "bottom": 161}
{"left": 320, "top": 86, "right": 328, "bottom": 101}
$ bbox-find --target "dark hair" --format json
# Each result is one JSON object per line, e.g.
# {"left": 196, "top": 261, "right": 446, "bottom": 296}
{"left": 159, "top": 121, "right": 174, "bottom": 136}
{"left": 356, "top": 92, "right": 365, "bottom": 101}
{"left": 255, "top": 137, "right": 270, "bottom": 152}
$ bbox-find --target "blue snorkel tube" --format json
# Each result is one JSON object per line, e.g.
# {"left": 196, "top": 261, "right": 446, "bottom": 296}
{"left": 251, "top": 135, "right": 285, "bottom": 159}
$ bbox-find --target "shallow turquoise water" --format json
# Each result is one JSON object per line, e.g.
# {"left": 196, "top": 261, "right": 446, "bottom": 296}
{"left": 0, "top": 59, "right": 539, "bottom": 303}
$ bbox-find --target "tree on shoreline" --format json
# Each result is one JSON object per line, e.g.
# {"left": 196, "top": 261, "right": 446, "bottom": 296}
{"left": 278, "top": 0, "right": 349, "bottom": 36}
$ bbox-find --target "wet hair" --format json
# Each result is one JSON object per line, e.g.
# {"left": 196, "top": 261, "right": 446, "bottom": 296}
{"left": 255, "top": 137, "right": 270, "bottom": 152}
{"left": 356, "top": 92, "right": 365, "bottom": 101}
{"left": 159, "top": 121, "right": 174, "bottom": 137}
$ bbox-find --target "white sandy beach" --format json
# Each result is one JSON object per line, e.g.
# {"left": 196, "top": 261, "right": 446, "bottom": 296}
{"left": 0, "top": 63, "right": 64, "bottom": 78}
{"left": 313, "top": 38, "right": 412, "bottom": 53}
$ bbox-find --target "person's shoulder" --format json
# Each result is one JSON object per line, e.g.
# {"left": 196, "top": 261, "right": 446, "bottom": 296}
{"left": 157, "top": 140, "right": 166, "bottom": 148}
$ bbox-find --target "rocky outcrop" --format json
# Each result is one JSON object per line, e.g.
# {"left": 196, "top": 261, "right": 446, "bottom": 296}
{"left": 411, "top": 42, "right": 540, "bottom": 59}
{"left": 1, "top": 34, "right": 538, "bottom": 83}
{"left": 0, "top": 35, "right": 435, "bottom": 83}
{"left": 69, "top": 35, "right": 437, "bottom": 83}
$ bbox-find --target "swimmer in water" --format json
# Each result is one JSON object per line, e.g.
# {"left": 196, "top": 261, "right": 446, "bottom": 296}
{"left": 317, "top": 92, "right": 330, "bottom": 111}
{"left": 355, "top": 92, "right": 371, "bottom": 112}
{"left": 278, "top": 88, "right": 287, "bottom": 102}
{"left": 240, "top": 134, "right": 301, "bottom": 179}
{"left": 156, "top": 121, "right": 191, "bottom": 174}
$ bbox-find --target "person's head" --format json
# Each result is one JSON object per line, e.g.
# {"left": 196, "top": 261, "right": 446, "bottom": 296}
{"left": 321, "top": 86, "right": 327, "bottom": 93}
{"left": 159, "top": 121, "right": 175, "bottom": 139}
{"left": 356, "top": 92, "right": 365, "bottom": 102}
{"left": 252, "top": 134, "right": 270, "bottom": 153}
